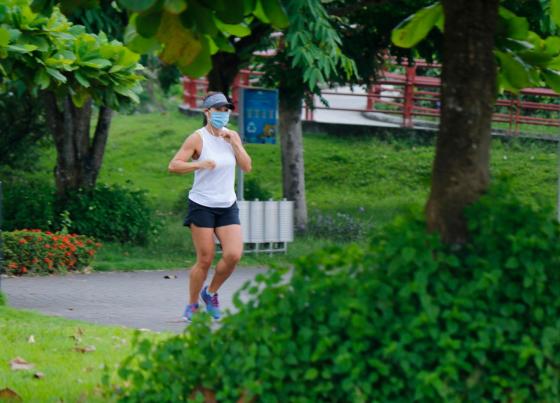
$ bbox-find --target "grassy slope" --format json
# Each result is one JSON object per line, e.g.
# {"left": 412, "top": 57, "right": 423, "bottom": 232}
{"left": 0, "top": 307, "right": 165, "bottom": 402}
{"left": 36, "top": 111, "right": 558, "bottom": 269}
{"left": 103, "top": 111, "right": 557, "bottom": 210}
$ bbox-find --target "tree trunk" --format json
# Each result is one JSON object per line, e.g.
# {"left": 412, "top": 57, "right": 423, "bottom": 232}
{"left": 206, "top": 24, "right": 272, "bottom": 96}
{"left": 207, "top": 52, "right": 242, "bottom": 96}
{"left": 425, "top": 0, "right": 499, "bottom": 244}
{"left": 279, "top": 86, "right": 308, "bottom": 232}
{"left": 44, "top": 92, "right": 113, "bottom": 201}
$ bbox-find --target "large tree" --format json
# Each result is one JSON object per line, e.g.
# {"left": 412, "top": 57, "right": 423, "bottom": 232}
{"left": 0, "top": 2, "right": 143, "bottom": 201}
{"left": 259, "top": 0, "right": 356, "bottom": 232}
{"left": 425, "top": 0, "right": 499, "bottom": 243}
{"left": 392, "top": 0, "right": 560, "bottom": 243}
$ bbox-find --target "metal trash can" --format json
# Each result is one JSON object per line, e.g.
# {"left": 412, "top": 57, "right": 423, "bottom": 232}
{"left": 278, "top": 199, "right": 294, "bottom": 243}
{"left": 264, "top": 200, "right": 279, "bottom": 243}
{"left": 248, "top": 200, "right": 264, "bottom": 243}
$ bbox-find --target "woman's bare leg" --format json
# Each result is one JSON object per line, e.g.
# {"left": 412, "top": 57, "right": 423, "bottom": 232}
{"left": 208, "top": 224, "right": 243, "bottom": 293}
{"left": 189, "top": 224, "right": 216, "bottom": 305}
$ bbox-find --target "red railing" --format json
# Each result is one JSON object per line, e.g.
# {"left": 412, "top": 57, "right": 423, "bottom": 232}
{"left": 182, "top": 62, "right": 560, "bottom": 135}
{"left": 182, "top": 69, "right": 264, "bottom": 111}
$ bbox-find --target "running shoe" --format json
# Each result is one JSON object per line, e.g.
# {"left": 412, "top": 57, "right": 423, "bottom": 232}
{"left": 201, "top": 286, "right": 221, "bottom": 320}
{"left": 182, "top": 303, "right": 199, "bottom": 322}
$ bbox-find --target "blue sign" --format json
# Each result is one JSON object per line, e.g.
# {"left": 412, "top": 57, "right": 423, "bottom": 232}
{"left": 239, "top": 88, "right": 278, "bottom": 144}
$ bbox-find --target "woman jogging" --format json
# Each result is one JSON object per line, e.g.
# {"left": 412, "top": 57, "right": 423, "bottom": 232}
{"left": 168, "top": 92, "right": 252, "bottom": 321}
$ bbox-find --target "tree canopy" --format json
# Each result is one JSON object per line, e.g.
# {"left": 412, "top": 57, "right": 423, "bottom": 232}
{"left": 392, "top": 0, "right": 560, "bottom": 93}
{"left": 31, "top": 0, "right": 290, "bottom": 77}
{"left": 0, "top": 0, "right": 143, "bottom": 108}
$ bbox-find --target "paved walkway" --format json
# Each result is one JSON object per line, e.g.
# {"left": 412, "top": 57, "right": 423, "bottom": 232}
{"left": 2, "top": 268, "right": 267, "bottom": 333}
{"left": 303, "top": 86, "right": 401, "bottom": 128}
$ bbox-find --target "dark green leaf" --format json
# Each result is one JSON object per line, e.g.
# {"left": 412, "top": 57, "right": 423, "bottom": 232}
{"left": 212, "top": 34, "right": 234, "bottom": 53}
{"left": 74, "top": 71, "right": 90, "bottom": 87}
{"left": 118, "top": 0, "right": 158, "bottom": 13}
{"left": 190, "top": 2, "right": 218, "bottom": 36}
{"left": 253, "top": 0, "right": 269, "bottom": 23}
{"left": 136, "top": 9, "right": 163, "bottom": 38}
{"left": 543, "top": 69, "right": 560, "bottom": 93}
{"left": 391, "top": 2, "right": 443, "bottom": 48}
{"left": 124, "top": 22, "right": 162, "bottom": 54}
{"left": 179, "top": 34, "right": 211, "bottom": 77}
{"left": 81, "top": 58, "right": 112, "bottom": 68}
{"left": 261, "top": 0, "right": 288, "bottom": 29}
{"left": 495, "top": 50, "right": 531, "bottom": 90}
{"left": 214, "top": 19, "right": 250, "bottom": 37}
{"left": 7, "top": 44, "right": 37, "bottom": 54}
{"left": 45, "top": 67, "right": 67, "bottom": 83}
{"left": 500, "top": 14, "right": 529, "bottom": 40}
{"left": 243, "top": 0, "right": 256, "bottom": 14}
{"left": 34, "top": 69, "right": 50, "bottom": 89}
{"left": 214, "top": 0, "right": 245, "bottom": 24}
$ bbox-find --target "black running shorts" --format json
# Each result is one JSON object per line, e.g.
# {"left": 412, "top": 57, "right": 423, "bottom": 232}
{"left": 183, "top": 199, "right": 240, "bottom": 228}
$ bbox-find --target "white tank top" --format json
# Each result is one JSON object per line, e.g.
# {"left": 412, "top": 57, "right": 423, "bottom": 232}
{"left": 188, "top": 127, "right": 237, "bottom": 207}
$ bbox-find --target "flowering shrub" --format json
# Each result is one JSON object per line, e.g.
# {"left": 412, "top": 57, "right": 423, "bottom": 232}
{"left": 3, "top": 229, "right": 101, "bottom": 275}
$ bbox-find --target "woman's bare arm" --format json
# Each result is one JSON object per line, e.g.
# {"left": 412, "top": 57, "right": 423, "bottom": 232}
{"left": 168, "top": 132, "right": 215, "bottom": 174}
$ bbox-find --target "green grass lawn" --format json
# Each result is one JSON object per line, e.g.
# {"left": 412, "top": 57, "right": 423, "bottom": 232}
{"left": 29, "top": 110, "right": 560, "bottom": 270}
{"left": 0, "top": 306, "right": 167, "bottom": 402}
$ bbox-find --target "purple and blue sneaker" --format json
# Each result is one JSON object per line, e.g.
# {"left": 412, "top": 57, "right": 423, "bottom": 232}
{"left": 182, "top": 303, "right": 199, "bottom": 322}
{"left": 201, "top": 286, "right": 221, "bottom": 320}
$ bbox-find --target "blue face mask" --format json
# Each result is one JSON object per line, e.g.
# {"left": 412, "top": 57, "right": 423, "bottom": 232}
{"left": 209, "top": 111, "right": 229, "bottom": 129}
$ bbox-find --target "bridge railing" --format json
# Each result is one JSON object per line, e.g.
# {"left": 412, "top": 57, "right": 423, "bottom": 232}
{"left": 182, "top": 61, "right": 560, "bottom": 135}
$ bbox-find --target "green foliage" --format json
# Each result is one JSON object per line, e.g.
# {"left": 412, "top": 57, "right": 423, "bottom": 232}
{"left": 308, "top": 208, "right": 370, "bottom": 241}
{"left": 157, "top": 62, "right": 181, "bottom": 94}
{"left": 1, "top": 178, "right": 158, "bottom": 247}
{"left": 61, "top": 183, "right": 159, "bottom": 245}
{"left": 327, "top": 0, "right": 441, "bottom": 87}
{"left": 0, "top": 1, "right": 143, "bottom": 109}
{"left": 46, "top": 0, "right": 291, "bottom": 76}
{"left": 3, "top": 178, "right": 55, "bottom": 232}
{"left": 0, "top": 84, "right": 50, "bottom": 169}
{"left": 66, "top": 0, "right": 128, "bottom": 40}
{"left": 391, "top": 2, "right": 443, "bottom": 48}
{"left": 243, "top": 176, "right": 272, "bottom": 200}
{"left": 551, "top": 0, "right": 560, "bottom": 26}
{"left": 261, "top": 0, "right": 357, "bottom": 100}
{"left": 391, "top": 1, "right": 560, "bottom": 94}
{"left": 117, "top": 185, "right": 560, "bottom": 401}
{"left": 0, "top": 293, "right": 6, "bottom": 306}
{"left": 3, "top": 229, "right": 101, "bottom": 274}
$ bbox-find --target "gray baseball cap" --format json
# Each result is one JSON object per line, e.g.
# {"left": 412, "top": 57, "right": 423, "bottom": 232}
{"left": 202, "top": 92, "right": 234, "bottom": 110}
